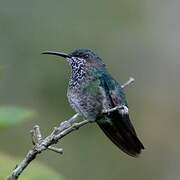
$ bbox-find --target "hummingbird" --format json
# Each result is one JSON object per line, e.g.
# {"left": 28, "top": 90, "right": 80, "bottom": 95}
{"left": 43, "top": 48, "right": 144, "bottom": 157}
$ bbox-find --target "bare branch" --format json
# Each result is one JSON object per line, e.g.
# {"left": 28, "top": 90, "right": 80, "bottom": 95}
{"left": 7, "top": 113, "right": 85, "bottom": 180}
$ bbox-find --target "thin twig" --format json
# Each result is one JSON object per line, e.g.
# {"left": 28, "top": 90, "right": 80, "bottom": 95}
{"left": 47, "top": 146, "right": 63, "bottom": 154}
{"left": 6, "top": 113, "right": 81, "bottom": 180}
{"left": 7, "top": 77, "right": 134, "bottom": 180}
{"left": 121, "top": 77, "right": 135, "bottom": 89}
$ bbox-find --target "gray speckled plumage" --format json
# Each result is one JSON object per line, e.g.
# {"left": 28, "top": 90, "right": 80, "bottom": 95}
{"left": 43, "top": 48, "right": 144, "bottom": 157}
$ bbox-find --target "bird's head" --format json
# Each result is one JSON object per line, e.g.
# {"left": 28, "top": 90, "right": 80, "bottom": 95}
{"left": 42, "top": 48, "right": 105, "bottom": 69}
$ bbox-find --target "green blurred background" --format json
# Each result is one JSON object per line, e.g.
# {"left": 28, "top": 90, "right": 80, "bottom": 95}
{"left": 0, "top": 0, "right": 180, "bottom": 179}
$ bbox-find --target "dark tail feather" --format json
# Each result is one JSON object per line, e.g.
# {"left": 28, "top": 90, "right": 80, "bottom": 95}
{"left": 97, "top": 110, "right": 144, "bottom": 157}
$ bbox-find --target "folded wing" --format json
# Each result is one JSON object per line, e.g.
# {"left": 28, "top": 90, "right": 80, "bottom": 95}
{"left": 97, "top": 72, "right": 144, "bottom": 157}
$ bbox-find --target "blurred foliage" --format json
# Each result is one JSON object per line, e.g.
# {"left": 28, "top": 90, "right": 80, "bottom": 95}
{"left": 0, "top": 153, "right": 64, "bottom": 180}
{"left": 0, "top": 106, "right": 35, "bottom": 128}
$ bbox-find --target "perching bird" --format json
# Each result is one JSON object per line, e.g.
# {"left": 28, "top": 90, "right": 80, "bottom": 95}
{"left": 43, "top": 48, "right": 144, "bottom": 157}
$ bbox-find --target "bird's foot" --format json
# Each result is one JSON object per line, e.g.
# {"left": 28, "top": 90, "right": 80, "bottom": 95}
{"left": 102, "top": 105, "right": 126, "bottom": 115}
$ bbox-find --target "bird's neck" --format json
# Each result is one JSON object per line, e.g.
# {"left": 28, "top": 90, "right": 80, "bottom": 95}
{"left": 69, "top": 61, "right": 89, "bottom": 89}
{"left": 68, "top": 59, "right": 105, "bottom": 89}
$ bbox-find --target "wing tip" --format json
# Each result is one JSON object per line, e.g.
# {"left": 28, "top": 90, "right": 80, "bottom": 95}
{"left": 119, "top": 140, "right": 145, "bottom": 158}
{"left": 97, "top": 114, "right": 145, "bottom": 158}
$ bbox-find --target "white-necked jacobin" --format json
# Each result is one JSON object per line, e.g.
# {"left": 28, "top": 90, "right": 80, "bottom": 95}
{"left": 43, "top": 48, "right": 144, "bottom": 157}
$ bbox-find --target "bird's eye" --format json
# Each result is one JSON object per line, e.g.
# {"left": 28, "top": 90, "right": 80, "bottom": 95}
{"left": 84, "top": 54, "right": 89, "bottom": 59}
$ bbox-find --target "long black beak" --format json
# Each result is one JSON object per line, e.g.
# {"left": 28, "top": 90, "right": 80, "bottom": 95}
{"left": 42, "top": 51, "right": 71, "bottom": 58}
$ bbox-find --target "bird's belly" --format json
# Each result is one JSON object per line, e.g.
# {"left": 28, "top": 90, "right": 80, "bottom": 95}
{"left": 68, "top": 91, "right": 102, "bottom": 121}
